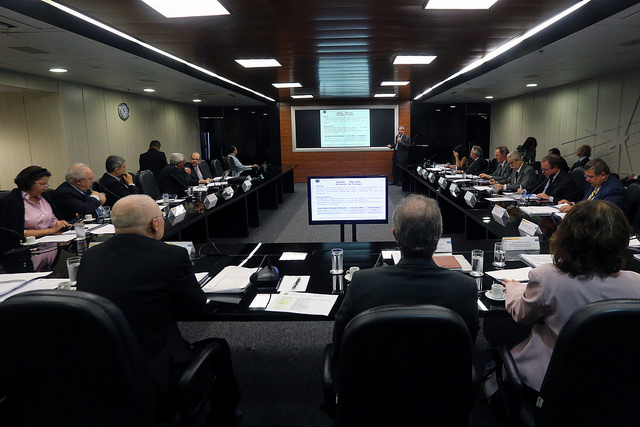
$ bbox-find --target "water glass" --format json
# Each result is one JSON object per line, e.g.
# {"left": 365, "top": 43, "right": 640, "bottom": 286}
{"left": 470, "top": 249, "right": 484, "bottom": 277}
{"left": 102, "top": 205, "right": 111, "bottom": 220}
{"left": 493, "top": 241, "right": 506, "bottom": 268}
{"left": 330, "top": 248, "right": 344, "bottom": 274}
{"left": 66, "top": 256, "right": 81, "bottom": 285}
{"left": 74, "top": 221, "right": 86, "bottom": 240}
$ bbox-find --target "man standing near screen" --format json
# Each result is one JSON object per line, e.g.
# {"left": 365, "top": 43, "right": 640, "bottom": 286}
{"left": 387, "top": 125, "right": 410, "bottom": 186}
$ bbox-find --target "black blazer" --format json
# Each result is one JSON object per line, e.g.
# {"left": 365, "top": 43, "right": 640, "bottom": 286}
{"left": 185, "top": 161, "right": 213, "bottom": 182}
{"left": 76, "top": 233, "right": 206, "bottom": 403}
{"left": 393, "top": 134, "right": 410, "bottom": 164}
{"left": 158, "top": 165, "right": 196, "bottom": 196}
{"left": 570, "top": 157, "right": 590, "bottom": 172}
{"left": 542, "top": 169, "right": 578, "bottom": 202}
{"left": 52, "top": 182, "right": 102, "bottom": 221}
{"left": 0, "top": 188, "right": 61, "bottom": 252}
{"left": 332, "top": 257, "right": 479, "bottom": 378}
{"left": 98, "top": 173, "right": 139, "bottom": 207}
{"left": 139, "top": 149, "right": 168, "bottom": 179}
{"left": 466, "top": 156, "right": 488, "bottom": 174}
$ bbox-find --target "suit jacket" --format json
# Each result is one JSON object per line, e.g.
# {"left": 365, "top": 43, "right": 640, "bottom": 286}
{"left": 570, "top": 157, "right": 589, "bottom": 172}
{"left": 185, "top": 161, "right": 213, "bottom": 182}
{"left": 98, "top": 172, "right": 139, "bottom": 207}
{"left": 139, "top": 148, "right": 168, "bottom": 180}
{"left": 158, "top": 165, "right": 196, "bottom": 195}
{"left": 503, "top": 163, "right": 537, "bottom": 191}
{"left": 332, "top": 257, "right": 479, "bottom": 380}
{"left": 393, "top": 133, "right": 410, "bottom": 165}
{"left": 465, "top": 156, "right": 488, "bottom": 175}
{"left": 541, "top": 169, "right": 578, "bottom": 203}
{"left": 582, "top": 174, "right": 627, "bottom": 214}
{"left": 76, "top": 233, "right": 207, "bottom": 403}
{"left": 0, "top": 188, "right": 61, "bottom": 252}
{"left": 490, "top": 160, "right": 511, "bottom": 182}
{"left": 506, "top": 263, "right": 640, "bottom": 391}
{"left": 53, "top": 182, "right": 102, "bottom": 221}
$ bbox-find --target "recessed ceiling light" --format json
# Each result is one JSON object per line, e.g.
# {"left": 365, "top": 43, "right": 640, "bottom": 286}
{"left": 450, "top": 105, "right": 456, "bottom": 108}
{"left": 374, "top": 93, "right": 397, "bottom": 98}
{"left": 393, "top": 55, "right": 437, "bottom": 65}
{"left": 143, "top": 88, "right": 156, "bottom": 92}
{"left": 140, "top": 0, "right": 229, "bottom": 18}
{"left": 272, "top": 82, "right": 302, "bottom": 88}
{"left": 49, "top": 68, "right": 68, "bottom": 73}
{"left": 192, "top": 99, "right": 202, "bottom": 103}
{"left": 485, "top": 96, "right": 494, "bottom": 99}
{"left": 381, "top": 81, "right": 410, "bottom": 86}
{"left": 424, "top": 0, "right": 499, "bottom": 9}
{"left": 526, "top": 83, "right": 538, "bottom": 87}
{"left": 291, "top": 94, "right": 314, "bottom": 99}
{"left": 235, "top": 59, "right": 281, "bottom": 68}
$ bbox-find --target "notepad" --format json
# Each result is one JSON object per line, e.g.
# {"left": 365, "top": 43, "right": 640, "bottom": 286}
{"left": 201, "top": 266, "right": 253, "bottom": 293}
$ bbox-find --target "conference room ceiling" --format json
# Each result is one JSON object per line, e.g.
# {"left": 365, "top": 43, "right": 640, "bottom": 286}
{"left": 0, "top": 0, "right": 639, "bottom": 107}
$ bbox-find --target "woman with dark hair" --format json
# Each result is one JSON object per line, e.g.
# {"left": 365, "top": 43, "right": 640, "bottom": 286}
{"left": 518, "top": 136, "right": 537, "bottom": 164}
{"left": 503, "top": 200, "right": 640, "bottom": 394}
{"left": 0, "top": 166, "right": 70, "bottom": 250}
{"left": 446, "top": 145, "right": 468, "bottom": 170}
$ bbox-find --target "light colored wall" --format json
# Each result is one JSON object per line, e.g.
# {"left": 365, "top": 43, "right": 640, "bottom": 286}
{"left": 0, "top": 77, "right": 200, "bottom": 189}
{"left": 490, "top": 68, "right": 640, "bottom": 176}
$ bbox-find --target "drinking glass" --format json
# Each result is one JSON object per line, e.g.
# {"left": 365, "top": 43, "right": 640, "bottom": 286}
{"left": 470, "top": 249, "right": 484, "bottom": 277}
{"left": 493, "top": 241, "right": 506, "bottom": 268}
{"left": 66, "top": 256, "right": 81, "bottom": 285}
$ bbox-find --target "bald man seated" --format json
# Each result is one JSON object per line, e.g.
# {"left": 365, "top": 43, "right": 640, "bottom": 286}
{"left": 76, "top": 195, "right": 240, "bottom": 424}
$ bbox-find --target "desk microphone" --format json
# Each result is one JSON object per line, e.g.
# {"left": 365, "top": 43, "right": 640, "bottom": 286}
{"left": 92, "top": 182, "right": 120, "bottom": 202}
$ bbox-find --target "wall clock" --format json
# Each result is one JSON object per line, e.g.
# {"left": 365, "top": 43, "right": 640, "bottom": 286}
{"left": 117, "top": 103, "right": 130, "bottom": 121}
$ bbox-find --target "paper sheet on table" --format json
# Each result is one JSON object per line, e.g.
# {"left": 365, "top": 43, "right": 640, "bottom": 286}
{"left": 201, "top": 266, "right": 252, "bottom": 293}
{"left": 486, "top": 267, "right": 532, "bottom": 283}
{"left": 0, "top": 272, "right": 51, "bottom": 296}
{"left": 266, "top": 292, "right": 338, "bottom": 316}
{"left": 35, "top": 234, "right": 75, "bottom": 243}
{"left": 629, "top": 236, "right": 640, "bottom": 248}
{"left": 485, "top": 197, "right": 514, "bottom": 202}
{"left": 277, "top": 275, "right": 309, "bottom": 292}
{"left": 519, "top": 254, "right": 553, "bottom": 268}
{"left": 86, "top": 223, "right": 116, "bottom": 234}
{"left": 0, "top": 277, "right": 59, "bottom": 301}
{"left": 474, "top": 186, "right": 494, "bottom": 192}
{"left": 279, "top": 252, "right": 307, "bottom": 261}
{"left": 519, "top": 206, "right": 560, "bottom": 216}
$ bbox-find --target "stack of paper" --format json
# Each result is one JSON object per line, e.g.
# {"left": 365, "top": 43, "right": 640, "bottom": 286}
{"left": 519, "top": 254, "right": 554, "bottom": 268}
{"left": 201, "top": 266, "right": 253, "bottom": 293}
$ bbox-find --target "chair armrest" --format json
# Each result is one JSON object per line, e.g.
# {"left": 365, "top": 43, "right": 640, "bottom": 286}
{"left": 322, "top": 344, "right": 336, "bottom": 418}
{"left": 177, "top": 341, "right": 220, "bottom": 423}
{"left": 493, "top": 345, "right": 523, "bottom": 425}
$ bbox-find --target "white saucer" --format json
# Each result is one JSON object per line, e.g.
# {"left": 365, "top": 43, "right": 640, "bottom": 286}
{"left": 485, "top": 290, "right": 506, "bottom": 301}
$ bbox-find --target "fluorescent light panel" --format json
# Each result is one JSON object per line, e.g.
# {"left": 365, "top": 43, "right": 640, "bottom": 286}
{"left": 272, "top": 82, "right": 302, "bottom": 88}
{"left": 140, "top": 0, "right": 229, "bottom": 18}
{"left": 381, "top": 81, "right": 409, "bottom": 86}
{"left": 235, "top": 59, "right": 281, "bottom": 68}
{"left": 374, "top": 93, "right": 396, "bottom": 98}
{"left": 393, "top": 55, "right": 437, "bottom": 65}
{"left": 291, "top": 95, "right": 314, "bottom": 99}
{"left": 424, "top": 0, "right": 499, "bottom": 9}
{"left": 49, "top": 68, "right": 68, "bottom": 73}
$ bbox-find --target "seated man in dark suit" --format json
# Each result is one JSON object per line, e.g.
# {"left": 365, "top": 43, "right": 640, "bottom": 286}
{"left": 53, "top": 163, "right": 107, "bottom": 221}
{"left": 491, "top": 150, "right": 537, "bottom": 192}
{"left": 185, "top": 152, "right": 213, "bottom": 184}
{"left": 569, "top": 144, "right": 591, "bottom": 171}
{"left": 98, "top": 155, "right": 138, "bottom": 207}
{"left": 158, "top": 152, "right": 197, "bottom": 196}
{"left": 463, "top": 145, "right": 489, "bottom": 175}
{"left": 139, "top": 140, "right": 167, "bottom": 182}
{"left": 559, "top": 158, "right": 628, "bottom": 215}
{"left": 480, "top": 146, "right": 510, "bottom": 180}
{"left": 76, "top": 195, "right": 239, "bottom": 425}
{"left": 547, "top": 148, "right": 570, "bottom": 172}
{"left": 536, "top": 155, "right": 578, "bottom": 203}
{"left": 332, "top": 194, "right": 479, "bottom": 381}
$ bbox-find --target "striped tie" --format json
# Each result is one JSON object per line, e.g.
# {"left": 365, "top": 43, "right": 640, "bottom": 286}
{"left": 587, "top": 187, "right": 598, "bottom": 200}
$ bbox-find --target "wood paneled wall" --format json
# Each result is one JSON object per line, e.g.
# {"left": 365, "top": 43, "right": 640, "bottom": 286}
{"left": 0, "top": 74, "right": 200, "bottom": 190}
{"left": 280, "top": 102, "right": 411, "bottom": 182}
{"left": 490, "top": 68, "right": 640, "bottom": 175}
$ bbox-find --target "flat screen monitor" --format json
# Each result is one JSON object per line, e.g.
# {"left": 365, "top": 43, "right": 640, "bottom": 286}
{"left": 307, "top": 175, "right": 388, "bottom": 225}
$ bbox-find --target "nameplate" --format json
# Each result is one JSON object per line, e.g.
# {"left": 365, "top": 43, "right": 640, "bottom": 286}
{"left": 169, "top": 204, "right": 186, "bottom": 225}
{"left": 518, "top": 218, "right": 541, "bottom": 237}
{"left": 242, "top": 180, "right": 252, "bottom": 192}
{"left": 428, "top": 172, "right": 436, "bottom": 183}
{"left": 491, "top": 205, "right": 509, "bottom": 226}
{"left": 204, "top": 193, "right": 218, "bottom": 209}
{"left": 502, "top": 236, "right": 540, "bottom": 261}
{"left": 436, "top": 237, "right": 453, "bottom": 253}
{"left": 464, "top": 191, "right": 478, "bottom": 208}
{"left": 438, "top": 177, "right": 447, "bottom": 189}
{"left": 449, "top": 183, "right": 460, "bottom": 197}
{"left": 222, "top": 186, "right": 235, "bottom": 200}
{"left": 416, "top": 166, "right": 423, "bottom": 175}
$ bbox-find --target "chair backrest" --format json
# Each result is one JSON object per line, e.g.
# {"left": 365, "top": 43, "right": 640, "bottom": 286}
{"left": 625, "top": 183, "right": 640, "bottom": 230}
{"left": 137, "top": 169, "right": 161, "bottom": 200}
{"left": 212, "top": 158, "right": 225, "bottom": 176}
{"left": 0, "top": 290, "right": 158, "bottom": 426}
{"left": 226, "top": 156, "right": 237, "bottom": 174}
{"left": 335, "top": 305, "right": 474, "bottom": 427}
{"left": 570, "top": 166, "right": 587, "bottom": 198}
{"left": 536, "top": 299, "right": 640, "bottom": 426}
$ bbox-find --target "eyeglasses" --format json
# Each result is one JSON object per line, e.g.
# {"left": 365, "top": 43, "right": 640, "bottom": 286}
{"left": 35, "top": 182, "right": 49, "bottom": 187}
{"left": 584, "top": 174, "right": 596, "bottom": 180}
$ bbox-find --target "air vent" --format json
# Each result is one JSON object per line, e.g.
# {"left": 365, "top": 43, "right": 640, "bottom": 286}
{"left": 9, "top": 46, "right": 49, "bottom": 54}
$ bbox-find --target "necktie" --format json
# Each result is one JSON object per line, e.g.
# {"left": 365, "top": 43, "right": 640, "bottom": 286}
{"left": 542, "top": 178, "right": 550, "bottom": 194}
{"left": 588, "top": 187, "right": 598, "bottom": 200}
{"left": 195, "top": 165, "right": 203, "bottom": 180}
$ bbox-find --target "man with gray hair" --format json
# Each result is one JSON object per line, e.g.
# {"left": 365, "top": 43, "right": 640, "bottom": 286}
{"left": 53, "top": 163, "right": 106, "bottom": 220}
{"left": 158, "top": 152, "right": 197, "bottom": 196}
{"left": 464, "top": 145, "right": 489, "bottom": 175}
{"left": 331, "top": 194, "right": 479, "bottom": 374}
{"left": 98, "top": 154, "right": 138, "bottom": 207}
{"left": 77, "top": 195, "right": 240, "bottom": 424}
{"left": 490, "top": 150, "right": 537, "bottom": 192}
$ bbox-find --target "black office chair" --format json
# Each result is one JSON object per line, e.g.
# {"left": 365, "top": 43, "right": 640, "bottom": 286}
{"left": 212, "top": 159, "right": 225, "bottom": 177}
{"left": 323, "top": 305, "right": 476, "bottom": 426}
{"left": 492, "top": 299, "right": 640, "bottom": 427}
{"left": 625, "top": 183, "right": 640, "bottom": 230}
{"left": 137, "top": 169, "right": 161, "bottom": 200}
{"left": 226, "top": 156, "right": 238, "bottom": 177}
{"left": 570, "top": 166, "right": 587, "bottom": 198}
{"left": 0, "top": 290, "right": 220, "bottom": 427}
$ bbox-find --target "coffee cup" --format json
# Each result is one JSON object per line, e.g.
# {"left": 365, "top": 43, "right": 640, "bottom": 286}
{"left": 84, "top": 214, "right": 93, "bottom": 221}
{"left": 491, "top": 284, "right": 505, "bottom": 298}
{"left": 345, "top": 266, "right": 359, "bottom": 281}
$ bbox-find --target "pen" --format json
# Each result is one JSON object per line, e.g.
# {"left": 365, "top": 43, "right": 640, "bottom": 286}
{"left": 292, "top": 277, "right": 301, "bottom": 289}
